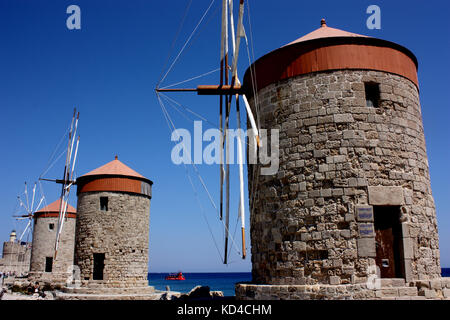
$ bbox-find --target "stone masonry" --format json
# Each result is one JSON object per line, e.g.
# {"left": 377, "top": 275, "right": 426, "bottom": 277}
{"left": 28, "top": 216, "right": 76, "bottom": 284}
{"left": 0, "top": 236, "right": 31, "bottom": 276}
{"left": 236, "top": 69, "right": 446, "bottom": 299}
{"left": 74, "top": 191, "right": 151, "bottom": 288}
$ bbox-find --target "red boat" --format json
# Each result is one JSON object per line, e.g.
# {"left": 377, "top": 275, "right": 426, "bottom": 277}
{"left": 165, "top": 272, "right": 185, "bottom": 280}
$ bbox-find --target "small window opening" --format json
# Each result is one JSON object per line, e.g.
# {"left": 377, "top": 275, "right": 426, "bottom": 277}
{"left": 49, "top": 223, "right": 54, "bottom": 231}
{"left": 45, "top": 257, "right": 53, "bottom": 273}
{"left": 365, "top": 82, "right": 380, "bottom": 108}
{"left": 100, "top": 197, "right": 108, "bottom": 211}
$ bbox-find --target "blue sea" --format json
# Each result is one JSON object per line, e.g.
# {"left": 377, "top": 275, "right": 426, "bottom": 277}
{"left": 148, "top": 272, "right": 251, "bottom": 296}
{"left": 149, "top": 268, "right": 450, "bottom": 297}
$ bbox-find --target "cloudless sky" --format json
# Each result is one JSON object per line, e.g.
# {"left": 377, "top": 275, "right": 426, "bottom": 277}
{"left": 0, "top": 0, "right": 449, "bottom": 272}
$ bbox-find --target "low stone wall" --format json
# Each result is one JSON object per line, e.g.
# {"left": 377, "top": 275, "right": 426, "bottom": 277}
{"left": 236, "top": 277, "right": 450, "bottom": 300}
{"left": 61, "top": 285, "right": 155, "bottom": 295}
{"left": 77, "top": 279, "right": 149, "bottom": 288}
{"left": 410, "top": 278, "right": 450, "bottom": 299}
{"left": 28, "top": 271, "right": 71, "bottom": 286}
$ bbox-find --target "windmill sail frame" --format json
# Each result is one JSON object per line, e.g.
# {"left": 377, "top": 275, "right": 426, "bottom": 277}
{"left": 156, "top": 0, "right": 260, "bottom": 263}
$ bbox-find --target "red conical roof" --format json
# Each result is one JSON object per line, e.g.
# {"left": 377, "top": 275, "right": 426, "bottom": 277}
{"left": 36, "top": 199, "right": 76, "bottom": 214}
{"left": 80, "top": 156, "right": 146, "bottom": 179}
{"left": 284, "top": 19, "right": 368, "bottom": 47}
{"left": 76, "top": 156, "right": 152, "bottom": 197}
{"left": 244, "top": 18, "right": 419, "bottom": 93}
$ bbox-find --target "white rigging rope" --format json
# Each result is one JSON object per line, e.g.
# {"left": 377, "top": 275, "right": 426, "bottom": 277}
{"left": 157, "top": 0, "right": 193, "bottom": 88}
{"left": 38, "top": 150, "right": 66, "bottom": 182}
{"left": 159, "top": 92, "right": 219, "bottom": 128}
{"left": 155, "top": 0, "right": 268, "bottom": 264}
{"left": 158, "top": 93, "right": 220, "bottom": 216}
{"left": 245, "top": 0, "right": 261, "bottom": 130}
{"left": 158, "top": 0, "right": 216, "bottom": 87}
{"left": 39, "top": 126, "right": 71, "bottom": 179}
{"left": 185, "top": 160, "right": 224, "bottom": 263}
{"left": 161, "top": 92, "right": 259, "bottom": 153}
{"left": 156, "top": 92, "right": 242, "bottom": 259}
{"left": 158, "top": 92, "right": 225, "bottom": 261}
{"left": 159, "top": 67, "right": 220, "bottom": 90}
{"left": 242, "top": 0, "right": 262, "bottom": 224}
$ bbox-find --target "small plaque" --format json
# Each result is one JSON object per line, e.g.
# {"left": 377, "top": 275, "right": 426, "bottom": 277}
{"left": 358, "top": 223, "right": 375, "bottom": 238}
{"left": 356, "top": 205, "right": 374, "bottom": 222}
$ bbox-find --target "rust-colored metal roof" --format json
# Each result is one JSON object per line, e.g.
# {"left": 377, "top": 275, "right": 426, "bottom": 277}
{"left": 76, "top": 156, "right": 152, "bottom": 197}
{"left": 80, "top": 156, "right": 146, "bottom": 179}
{"left": 36, "top": 199, "right": 76, "bottom": 214}
{"left": 244, "top": 19, "right": 419, "bottom": 93}
{"left": 284, "top": 19, "right": 369, "bottom": 47}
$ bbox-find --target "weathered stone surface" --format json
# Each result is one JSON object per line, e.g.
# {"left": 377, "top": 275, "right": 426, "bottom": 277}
{"left": 0, "top": 238, "right": 31, "bottom": 275}
{"left": 403, "top": 238, "right": 414, "bottom": 259}
{"left": 329, "top": 276, "right": 341, "bottom": 285}
{"left": 244, "top": 69, "right": 441, "bottom": 298}
{"left": 75, "top": 192, "right": 151, "bottom": 287}
{"left": 367, "top": 186, "right": 404, "bottom": 205}
{"left": 443, "top": 288, "right": 450, "bottom": 298}
{"left": 357, "top": 238, "right": 376, "bottom": 257}
{"left": 29, "top": 216, "right": 76, "bottom": 284}
{"left": 423, "top": 289, "right": 437, "bottom": 299}
{"left": 235, "top": 282, "right": 449, "bottom": 300}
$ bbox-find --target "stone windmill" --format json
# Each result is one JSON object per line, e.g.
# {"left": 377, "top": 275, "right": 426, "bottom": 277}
{"left": 235, "top": 19, "right": 448, "bottom": 300}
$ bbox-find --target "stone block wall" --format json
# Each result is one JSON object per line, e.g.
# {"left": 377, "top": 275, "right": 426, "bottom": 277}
{"left": 29, "top": 216, "right": 76, "bottom": 283}
{"left": 75, "top": 191, "right": 150, "bottom": 287}
{"left": 0, "top": 241, "right": 31, "bottom": 275}
{"left": 236, "top": 277, "right": 450, "bottom": 300}
{"left": 246, "top": 70, "right": 440, "bottom": 287}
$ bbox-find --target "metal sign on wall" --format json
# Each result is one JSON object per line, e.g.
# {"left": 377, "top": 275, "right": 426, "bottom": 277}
{"left": 356, "top": 205, "right": 374, "bottom": 222}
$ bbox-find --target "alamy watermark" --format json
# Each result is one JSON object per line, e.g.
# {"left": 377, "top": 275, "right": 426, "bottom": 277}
{"left": 66, "top": 264, "right": 81, "bottom": 288}
{"left": 366, "top": 5, "right": 381, "bottom": 30}
{"left": 171, "top": 121, "right": 279, "bottom": 175}
{"left": 66, "top": 5, "right": 81, "bottom": 30}
{"left": 366, "top": 264, "right": 382, "bottom": 290}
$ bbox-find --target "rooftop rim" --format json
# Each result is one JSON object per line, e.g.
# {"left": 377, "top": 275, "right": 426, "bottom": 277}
{"left": 243, "top": 35, "right": 419, "bottom": 95}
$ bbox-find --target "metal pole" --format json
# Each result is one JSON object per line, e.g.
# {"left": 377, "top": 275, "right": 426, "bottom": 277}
{"left": 223, "top": 0, "right": 230, "bottom": 265}
{"left": 236, "top": 95, "right": 246, "bottom": 259}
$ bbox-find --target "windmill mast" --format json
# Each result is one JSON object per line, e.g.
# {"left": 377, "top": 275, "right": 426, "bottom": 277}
{"left": 223, "top": 0, "right": 231, "bottom": 265}
{"left": 39, "top": 109, "right": 80, "bottom": 260}
{"left": 155, "top": 0, "right": 257, "bottom": 262}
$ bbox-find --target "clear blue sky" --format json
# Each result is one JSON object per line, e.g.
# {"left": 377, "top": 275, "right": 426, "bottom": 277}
{"left": 0, "top": 0, "right": 449, "bottom": 272}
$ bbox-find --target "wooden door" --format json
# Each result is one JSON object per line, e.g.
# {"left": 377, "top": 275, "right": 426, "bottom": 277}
{"left": 374, "top": 206, "right": 404, "bottom": 278}
{"left": 375, "top": 226, "right": 396, "bottom": 278}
